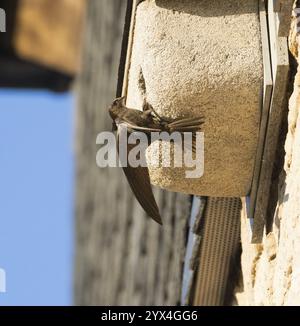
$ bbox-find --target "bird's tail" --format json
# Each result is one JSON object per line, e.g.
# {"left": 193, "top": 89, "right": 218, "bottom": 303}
{"left": 165, "top": 116, "right": 204, "bottom": 153}
{"left": 166, "top": 116, "right": 204, "bottom": 133}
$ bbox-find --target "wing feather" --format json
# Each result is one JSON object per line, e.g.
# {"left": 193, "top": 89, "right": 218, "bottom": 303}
{"left": 117, "top": 125, "right": 162, "bottom": 225}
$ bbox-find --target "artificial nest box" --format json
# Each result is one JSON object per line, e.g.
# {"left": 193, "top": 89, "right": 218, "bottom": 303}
{"left": 125, "top": 0, "right": 263, "bottom": 197}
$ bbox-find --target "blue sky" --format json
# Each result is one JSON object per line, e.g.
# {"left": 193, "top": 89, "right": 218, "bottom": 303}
{"left": 0, "top": 90, "right": 74, "bottom": 305}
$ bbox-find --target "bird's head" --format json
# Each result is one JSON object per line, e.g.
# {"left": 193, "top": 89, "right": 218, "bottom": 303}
{"left": 109, "top": 96, "right": 126, "bottom": 120}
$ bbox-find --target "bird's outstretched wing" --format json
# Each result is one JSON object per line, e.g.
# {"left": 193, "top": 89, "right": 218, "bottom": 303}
{"left": 117, "top": 124, "right": 162, "bottom": 225}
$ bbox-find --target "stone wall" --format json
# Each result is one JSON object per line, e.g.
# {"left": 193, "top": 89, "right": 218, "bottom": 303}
{"left": 236, "top": 13, "right": 300, "bottom": 305}
{"left": 74, "top": 0, "right": 190, "bottom": 306}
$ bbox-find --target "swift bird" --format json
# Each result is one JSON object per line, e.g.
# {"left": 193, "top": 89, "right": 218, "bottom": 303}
{"left": 109, "top": 96, "right": 204, "bottom": 225}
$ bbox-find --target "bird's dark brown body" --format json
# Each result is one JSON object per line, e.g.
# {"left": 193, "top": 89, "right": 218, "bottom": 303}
{"left": 114, "top": 108, "right": 160, "bottom": 130}
{"left": 109, "top": 98, "right": 171, "bottom": 133}
{"left": 109, "top": 97, "right": 204, "bottom": 225}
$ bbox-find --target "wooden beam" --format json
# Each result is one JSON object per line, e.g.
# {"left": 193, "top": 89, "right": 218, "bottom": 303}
{"left": 251, "top": 0, "right": 289, "bottom": 243}
{"left": 248, "top": 0, "right": 273, "bottom": 222}
{"left": 273, "top": 0, "right": 294, "bottom": 36}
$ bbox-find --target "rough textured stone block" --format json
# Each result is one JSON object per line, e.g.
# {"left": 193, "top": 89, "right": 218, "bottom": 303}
{"left": 126, "top": 0, "right": 263, "bottom": 196}
{"left": 236, "top": 17, "right": 300, "bottom": 304}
